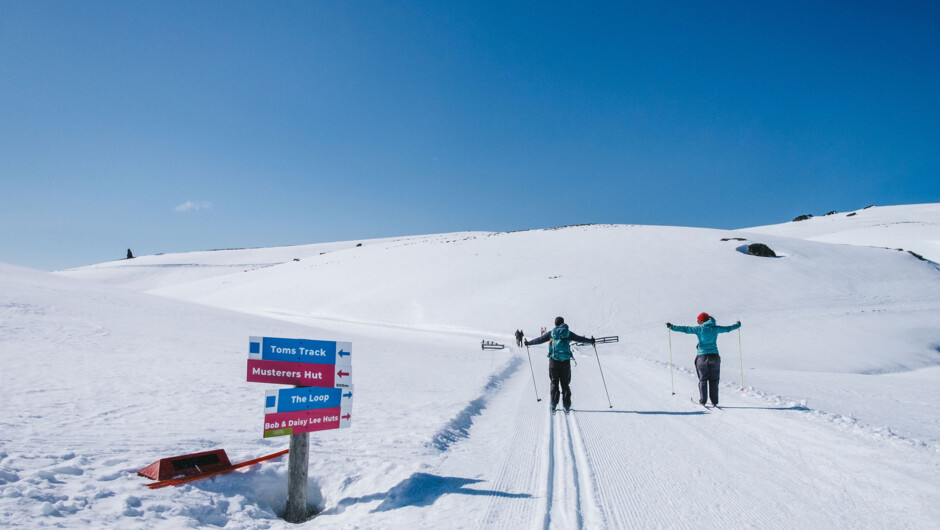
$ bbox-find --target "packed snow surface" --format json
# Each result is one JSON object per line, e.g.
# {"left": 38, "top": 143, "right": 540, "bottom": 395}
{"left": 2, "top": 204, "right": 939, "bottom": 528}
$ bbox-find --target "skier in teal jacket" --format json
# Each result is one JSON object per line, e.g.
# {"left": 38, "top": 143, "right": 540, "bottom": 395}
{"left": 525, "top": 317, "right": 594, "bottom": 413}
{"left": 667, "top": 313, "right": 740, "bottom": 406}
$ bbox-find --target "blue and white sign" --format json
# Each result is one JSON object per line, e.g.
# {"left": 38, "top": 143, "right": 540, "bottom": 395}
{"left": 264, "top": 386, "right": 351, "bottom": 413}
{"left": 249, "top": 336, "right": 352, "bottom": 371}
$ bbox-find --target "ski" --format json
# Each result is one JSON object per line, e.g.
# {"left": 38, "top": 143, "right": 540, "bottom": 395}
{"left": 691, "top": 397, "right": 711, "bottom": 409}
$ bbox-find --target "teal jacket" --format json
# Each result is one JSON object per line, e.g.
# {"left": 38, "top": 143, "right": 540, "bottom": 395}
{"left": 527, "top": 324, "right": 591, "bottom": 361}
{"left": 669, "top": 318, "right": 740, "bottom": 355}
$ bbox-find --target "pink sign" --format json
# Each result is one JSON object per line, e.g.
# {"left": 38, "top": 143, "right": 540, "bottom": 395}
{"left": 263, "top": 407, "right": 348, "bottom": 438}
{"left": 247, "top": 359, "right": 335, "bottom": 387}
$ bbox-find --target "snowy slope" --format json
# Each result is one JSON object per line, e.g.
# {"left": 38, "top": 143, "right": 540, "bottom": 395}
{"left": 743, "top": 203, "right": 940, "bottom": 263}
{"left": 3, "top": 204, "right": 938, "bottom": 528}
{"left": 65, "top": 216, "right": 940, "bottom": 444}
{"left": 61, "top": 234, "right": 458, "bottom": 292}
{"left": 0, "top": 264, "right": 513, "bottom": 528}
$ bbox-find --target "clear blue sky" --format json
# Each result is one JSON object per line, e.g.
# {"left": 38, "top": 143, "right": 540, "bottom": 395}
{"left": 2, "top": 1, "right": 938, "bottom": 270}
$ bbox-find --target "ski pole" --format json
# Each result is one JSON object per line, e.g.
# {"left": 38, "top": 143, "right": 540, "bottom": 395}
{"left": 592, "top": 343, "right": 613, "bottom": 409}
{"left": 738, "top": 327, "right": 745, "bottom": 391}
{"left": 524, "top": 345, "right": 541, "bottom": 402}
{"left": 668, "top": 329, "right": 675, "bottom": 395}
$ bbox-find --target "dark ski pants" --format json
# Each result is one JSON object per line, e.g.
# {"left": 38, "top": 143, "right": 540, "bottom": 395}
{"left": 695, "top": 354, "right": 721, "bottom": 405}
{"left": 549, "top": 358, "right": 572, "bottom": 410}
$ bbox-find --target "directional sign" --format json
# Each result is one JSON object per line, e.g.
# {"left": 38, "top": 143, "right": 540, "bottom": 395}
{"left": 249, "top": 336, "right": 352, "bottom": 365}
{"left": 262, "top": 386, "right": 353, "bottom": 438}
{"left": 248, "top": 336, "right": 352, "bottom": 388}
{"left": 246, "top": 360, "right": 352, "bottom": 388}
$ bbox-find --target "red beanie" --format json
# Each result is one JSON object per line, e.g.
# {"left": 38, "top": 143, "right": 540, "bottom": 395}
{"left": 697, "top": 312, "right": 710, "bottom": 323}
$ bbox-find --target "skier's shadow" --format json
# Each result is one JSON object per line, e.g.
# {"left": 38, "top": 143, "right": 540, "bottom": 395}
{"left": 327, "top": 472, "right": 531, "bottom": 514}
{"left": 574, "top": 409, "right": 707, "bottom": 416}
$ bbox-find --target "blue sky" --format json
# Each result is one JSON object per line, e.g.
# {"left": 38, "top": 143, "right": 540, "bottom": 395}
{"left": 2, "top": 1, "right": 938, "bottom": 270}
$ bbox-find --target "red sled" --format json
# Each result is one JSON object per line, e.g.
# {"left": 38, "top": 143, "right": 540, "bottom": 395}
{"left": 139, "top": 448, "right": 289, "bottom": 489}
{"left": 138, "top": 449, "right": 232, "bottom": 481}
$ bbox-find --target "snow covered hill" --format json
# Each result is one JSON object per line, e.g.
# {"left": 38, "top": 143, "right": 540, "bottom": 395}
{"left": 743, "top": 202, "right": 940, "bottom": 263}
{"left": 62, "top": 205, "right": 940, "bottom": 441}
{"left": 2, "top": 204, "right": 938, "bottom": 528}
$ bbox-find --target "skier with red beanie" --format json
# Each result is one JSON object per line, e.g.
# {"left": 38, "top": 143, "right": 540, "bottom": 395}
{"left": 666, "top": 313, "right": 741, "bottom": 406}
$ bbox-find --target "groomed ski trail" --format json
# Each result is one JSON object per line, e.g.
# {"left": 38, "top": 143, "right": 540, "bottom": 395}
{"left": 448, "top": 347, "right": 939, "bottom": 529}
{"left": 544, "top": 410, "right": 605, "bottom": 529}
{"left": 472, "top": 352, "right": 606, "bottom": 530}
{"left": 473, "top": 355, "right": 547, "bottom": 530}
{"left": 565, "top": 412, "right": 606, "bottom": 529}
{"left": 569, "top": 353, "right": 940, "bottom": 528}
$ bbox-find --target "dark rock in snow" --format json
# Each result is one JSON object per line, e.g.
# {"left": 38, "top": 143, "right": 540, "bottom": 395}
{"left": 847, "top": 212, "right": 857, "bottom": 217}
{"left": 825, "top": 211, "right": 838, "bottom": 216}
{"left": 908, "top": 251, "right": 926, "bottom": 261}
{"left": 747, "top": 243, "right": 777, "bottom": 258}
{"left": 721, "top": 237, "right": 747, "bottom": 242}
{"left": 792, "top": 214, "right": 813, "bottom": 222}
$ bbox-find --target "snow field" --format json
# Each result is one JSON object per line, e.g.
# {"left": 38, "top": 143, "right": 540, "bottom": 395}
{"left": 0, "top": 265, "right": 518, "bottom": 528}
{"left": 2, "top": 203, "right": 938, "bottom": 528}
{"left": 746, "top": 203, "right": 940, "bottom": 263}
{"left": 391, "top": 340, "right": 940, "bottom": 529}
{"left": 572, "top": 352, "right": 939, "bottom": 529}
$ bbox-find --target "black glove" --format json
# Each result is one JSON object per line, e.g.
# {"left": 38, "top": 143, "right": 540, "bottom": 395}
{"left": 591, "top": 336, "right": 596, "bottom": 346}
{"left": 736, "top": 321, "right": 741, "bottom": 326}
{"left": 524, "top": 339, "right": 529, "bottom": 346}
{"left": 666, "top": 322, "right": 672, "bottom": 329}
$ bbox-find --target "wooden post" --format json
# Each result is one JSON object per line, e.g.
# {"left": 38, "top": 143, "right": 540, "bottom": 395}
{"left": 284, "top": 431, "right": 309, "bottom": 523}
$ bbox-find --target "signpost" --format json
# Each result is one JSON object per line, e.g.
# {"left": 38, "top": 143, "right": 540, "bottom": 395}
{"left": 247, "top": 336, "right": 353, "bottom": 523}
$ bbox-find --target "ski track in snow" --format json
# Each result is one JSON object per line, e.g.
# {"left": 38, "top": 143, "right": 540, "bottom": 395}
{"left": 438, "top": 350, "right": 940, "bottom": 529}
{"left": 469, "top": 354, "right": 604, "bottom": 530}
{"left": 542, "top": 410, "right": 605, "bottom": 530}
{"left": 549, "top": 411, "right": 578, "bottom": 529}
